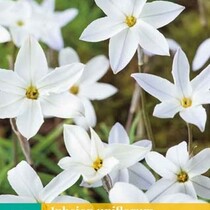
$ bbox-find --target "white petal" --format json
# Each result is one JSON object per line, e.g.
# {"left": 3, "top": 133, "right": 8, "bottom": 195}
{"left": 132, "top": 20, "right": 169, "bottom": 56}
{"left": 108, "top": 122, "right": 130, "bottom": 144}
{"left": 167, "top": 38, "right": 181, "bottom": 53}
{"left": 192, "top": 38, "right": 210, "bottom": 71}
{"left": 145, "top": 152, "right": 178, "bottom": 179}
{"left": 172, "top": 48, "right": 192, "bottom": 97}
{"left": 63, "top": 125, "right": 92, "bottom": 164}
{"left": 109, "top": 29, "right": 138, "bottom": 73}
{"left": 193, "top": 91, "right": 210, "bottom": 106}
{"left": 10, "top": 27, "right": 30, "bottom": 48}
{"left": 157, "top": 193, "right": 199, "bottom": 203}
{"left": 132, "top": 73, "right": 176, "bottom": 101}
{"left": 16, "top": 100, "right": 44, "bottom": 139}
{"left": 166, "top": 141, "right": 189, "bottom": 168}
{"left": 133, "top": 140, "right": 152, "bottom": 149}
{"left": 0, "top": 25, "right": 11, "bottom": 43}
{"left": 52, "top": 195, "right": 88, "bottom": 203}
{"left": 191, "top": 64, "right": 210, "bottom": 92}
{"left": 0, "top": 69, "right": 26, "bottom": 95}
{"left": 80, "top": 55, "right": 109, "bottom": 85}
{"left": 40, "top": 170, "right": 80, "bottom": 202}
{"left": 41, "top": 0, "right": 55, "bottom": 12}
{"left": 186, "top": 148, "right": 210, "bottom": 177}
{"left": 179, "top": 106, "right": 206, "bottom": 132}
{"left": 38, "top": 63, "right": 84, "bottom": 94}
{"left": 109, "top": 182, "right": 149, "bottom": 203}
{"left": 59, "top": 47, "right": 80, "bottom": 66}
{"left": 96, "top": 0, "right": 146, "bottom": 18}
{"left": 80, "top": 17, "right": 126, "bottom": 42}
{"left": 14, "top": 36, "right": 48, "bottom": 83}
{"left": 110, "top": 168, "right": 129, "bottom": 185}
{"left": 80, "top": 83, "right": 117, "bottom": 100}
{"left": 153, "top": 100, "right": 181, "bottom": 118}
{"left": 0, "top": 92, "right": 24, "bottom": 118}
{"left": 55, "top": 9, "right": 78, "bottom": 27}
{"left": 74, "top": 98, "right": 96, "bottom": 129}
{"left": 41, "top": 27, "right": 64, "bottom": 51}
{"left": 57, "top": 156, "right": 72, "bottom": 170}
{"left": 191, "top": 175, "right": 210, "bottom": 199}
{"left": 107, "top": 144, "right": 150, "bottom": 169}
{"left": 93, "top": 0, "right": 120, "bottom": 18}
{"left": 140, "top": 1, "right": 184, "bottom": 29}
{"left": 146, "top": 178, "right": 177, "bottom": 202}
{"left": 90, "top": 127, "right": 105, "bottom": 160}
{"left": 41, "top": 92, "right": 84, "bottom": 118}
{"left": 128, "top": 162, "right": 156, "bottom": 190}
{"left": 182, "top": 181, "right": 197, "bottom": 198}
{"left": 0, "top": 195, "right": 36, "bottom": 203}
{"left": 8, "top": 161, "right": 43, "bottom": 200}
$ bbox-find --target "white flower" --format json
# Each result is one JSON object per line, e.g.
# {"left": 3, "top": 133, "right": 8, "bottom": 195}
{"left": 0, "top": 161, "right": 87, "bottom": 203}
{"left": 80, "top": 0, "right": 184, "bottom": 73}
{"left": 0, "top": 36, "right": 84, "bottom": 139}
{"left": 192, "top": 38, "right": 210, "bottom": 71}
{"left": 132, "top": 48, "right": 210, "bottom": 132}
{"left": 58, "top": 47, "right": 117, "bottom": 129}
{"left": 108, "top": 122, "right": 155, "bottom": 190}
{"left": 0, "top": 0, "right": 41, "bottom": 47}
{"left": 29, "top": 0, "right": 78, "bottom": 50}
{"left": 58, "top": 125, "right": 150, "bottom": 184}
{"left": 145, "top": 141, "right": 210, "bottom": 201}
{"left": 109, "top": 182, "right": 204, "bottom": 203}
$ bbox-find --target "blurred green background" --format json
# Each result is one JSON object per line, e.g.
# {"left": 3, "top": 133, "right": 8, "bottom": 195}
{"left": 0, "top": 0, "right": 209, "bottom": 202}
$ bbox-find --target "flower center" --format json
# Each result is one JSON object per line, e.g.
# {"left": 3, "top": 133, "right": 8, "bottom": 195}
{"left": 16, "top": 20, "right": 24, "bottom": 27}
{"left": 181, "top": 97, "right": 192, "bottom": 108}
{"left": 177, "top": 171, "right": 189, "bottom": 183}
{"left": 125, "top": 16, "right": 136, "bottom": 27}
{"left": 69, "top": 85, "right": 79, "bottom": 95}
{"left": 25, "top": 86, "right": 39, "bottom": 100}
{"left": 92, "top": 158, "right": 103, "bottom": 171}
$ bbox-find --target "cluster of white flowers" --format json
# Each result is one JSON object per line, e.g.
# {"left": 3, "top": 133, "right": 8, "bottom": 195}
{"left": 0, "top": 0, "right": 209, "bottom": 205}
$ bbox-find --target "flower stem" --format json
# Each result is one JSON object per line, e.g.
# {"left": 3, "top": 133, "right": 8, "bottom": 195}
{"left": 187, "top": 123, "right": 193, "bottom": 153}
{"left": 125, "top": 83, "right": 141, "bottom": 132}
{"left": 198, "top": 0, "right": 208, "bottom": 30}
{"left": 137, "top": 46, "right": 155, "bottom": 149}
{"left": 102, "top": 174, "right": 112, "bottom": 193}
{"left": 10, "top": 118, "right": 33, "bottom": 165}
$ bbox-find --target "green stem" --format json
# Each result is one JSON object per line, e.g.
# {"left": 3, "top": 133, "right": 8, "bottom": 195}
{"left": 102, "top": 175, "right": 112, "bottom": 193}
{"left": 187, "top": 123, "right": 193, "bottom": 154}
{"left": 137, "top": 46, "right": 155, "bottom": 149}
{"left": 10, "top": 118, "right": 33, "bottom": 165}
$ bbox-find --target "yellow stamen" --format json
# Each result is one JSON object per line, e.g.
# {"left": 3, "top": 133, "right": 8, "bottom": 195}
{"left": 125, "top": 16, "right": 136, "bottom": 27}
{"left": 177, "top": 171, "right": 189, "bottom": 183}
{"left": 69, "top": 85, "right": 79, "bottom": 95}
{"left": 16, "top": 20, "right": 24, "bottom": 27}
{"left": 181, "top": 97, "right": 192, "bottom": 108}
{"left": 92, "top": 158, "right": 103, "bottom": 171}
{"left": 25, "top": 86, "right": 39, "bottom": 100}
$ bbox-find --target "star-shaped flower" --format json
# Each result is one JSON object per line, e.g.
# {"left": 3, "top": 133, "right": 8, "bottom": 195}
{"left": 109, "top": 182, "right": 204, "bottom": 203}
{"left": 30, "top": 0, "right": 78, "bottom": 50}
{"left": 58, "top": 47, "right": 117, "bottom": 129}
{"left": 132, "top": 48, "right": 210, "bottom": 132}
{"left": 58, "top": 125, "right": 150, "bottom": 184}
{"left": 0, "top": 161, "right": 87, "bottom": 203}
{"left": 80, "top": 0, "right": 184, "bottom": 73}
{"left": 145, "top": 142, "right": 210, "bottom": 201}
{"left": 0, "top": 36, "right": 84, "bottom": 139}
